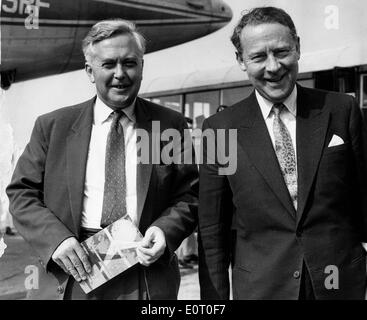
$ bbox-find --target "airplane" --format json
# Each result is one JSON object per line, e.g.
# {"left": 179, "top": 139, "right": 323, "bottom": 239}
{"left": 0, "top": 0, "right": 232, "bottom": 89}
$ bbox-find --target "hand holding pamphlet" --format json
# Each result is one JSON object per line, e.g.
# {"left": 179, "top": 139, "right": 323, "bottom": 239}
{"left": 79, "top": 216, "right": 143, "bottom": 293}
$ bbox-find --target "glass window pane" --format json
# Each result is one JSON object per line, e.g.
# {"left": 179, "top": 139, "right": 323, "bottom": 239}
{"left": 185, "top": 91, "right": 220, "bottom": 161}
{"left": 222, "top": 86, "right": 252, "bottom": 106}
{"left": 151, "top": 95, "right": 182, "bottom": 113}
{"left": 185, "top": 91, "right": 220, "bottom": 130}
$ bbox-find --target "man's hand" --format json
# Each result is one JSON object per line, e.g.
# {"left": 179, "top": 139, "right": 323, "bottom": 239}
{"left": 137, "top": 226, "right": 166, "bottom": 267}
{"left": 51, "top": 237, "right": 92, "bottom": 282}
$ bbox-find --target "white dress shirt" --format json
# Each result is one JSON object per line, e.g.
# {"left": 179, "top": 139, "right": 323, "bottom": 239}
{"left": 81, "top": 96, "right": 138, "bottom": 229}
{"left": 256, "top": 86, "right": 298, "bottom": 160}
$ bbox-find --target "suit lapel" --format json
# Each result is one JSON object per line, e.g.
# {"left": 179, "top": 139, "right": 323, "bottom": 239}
{"left": 135, "top": 98, "right": 153, "bottom": 230}
{"left": 296, "top": 85, "right": 330, "bottom": 225}
{"left": 238, "top": 92, "right": 296, "bottom": 218}
{"left": 66, "top": 98, "right": 94, "bottom": 234}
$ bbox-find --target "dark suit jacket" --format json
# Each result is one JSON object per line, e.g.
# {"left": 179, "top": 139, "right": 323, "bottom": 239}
{"left": 198, "top": 85, "right": 367, "bottom": 300}
{"left": 6, "top": 97, "right": 198, "bottom": 300}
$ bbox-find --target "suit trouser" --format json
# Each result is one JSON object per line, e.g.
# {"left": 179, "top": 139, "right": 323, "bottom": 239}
{"left": 64, "top": 227, "right": 147, "bottom": 300}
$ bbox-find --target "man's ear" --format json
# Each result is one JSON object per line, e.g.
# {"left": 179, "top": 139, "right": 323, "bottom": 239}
{"left": 236, "top": 52, "right": 246, "bottom": 71}
{"left": 139, "top": 58, "right": 144, "bottom": 81}
{"left": 295, "top": 36, "right": 301, "bottom": 60}
{"left": 85, "top": 62, "right": 95, "bottom": 83}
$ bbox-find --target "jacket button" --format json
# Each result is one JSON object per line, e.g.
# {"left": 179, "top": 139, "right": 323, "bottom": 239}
{"left": 293, "top": 271, "right": 300, "bottom": 279}
{"left": 57, "top": 286, "right": 64, "bottom": 294}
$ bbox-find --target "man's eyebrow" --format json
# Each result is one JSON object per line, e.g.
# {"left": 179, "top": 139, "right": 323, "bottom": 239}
{"left": 248, "top": 50, "right": 265, "bottom": 57}
{"left": 95, "top": 56, "right": 114, "bottom": 62}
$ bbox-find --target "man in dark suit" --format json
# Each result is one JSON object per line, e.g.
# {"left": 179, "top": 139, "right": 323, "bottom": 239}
{"left": 6, "top": 19, "right": 198, "bottom": 299}
{"left": 198, "top": 7, "right": 367, "bottom": 299}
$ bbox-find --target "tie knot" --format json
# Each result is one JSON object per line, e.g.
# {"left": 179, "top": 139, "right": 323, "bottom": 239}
{"left": 112, "top": 109, "right": 124, "bottom": 120}
{"left": 110, "top": 110, "right": 125, "bottom": 132}
{"left": 272, "top": 103, "right": 285, "bottom": 116}
{"left": 110, "top": 109, "right": 125, "bottom": 123}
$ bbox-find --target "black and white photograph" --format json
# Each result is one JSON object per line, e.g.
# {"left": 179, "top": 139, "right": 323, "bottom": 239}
{"left": 0, "top": 0, "right": 367, "bottom": 310}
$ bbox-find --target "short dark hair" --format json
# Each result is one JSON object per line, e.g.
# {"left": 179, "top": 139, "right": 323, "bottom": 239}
{"left": 82, "top": 19, "right": 146, "bottom": 62}
{"left": 230, "top": 7, "right": 298, "bottom": 55}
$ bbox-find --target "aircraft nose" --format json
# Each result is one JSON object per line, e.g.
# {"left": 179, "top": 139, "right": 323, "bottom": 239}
{"left": 213, "top": 0, "right": 233, "bottom": 22}
{"left": 208, "top": 0, "right": 232, "bottom": 33}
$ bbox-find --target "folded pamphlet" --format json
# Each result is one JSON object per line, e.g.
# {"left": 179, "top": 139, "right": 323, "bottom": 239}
{"left": 79, "top": 216, "right": 143, "bottom": 293}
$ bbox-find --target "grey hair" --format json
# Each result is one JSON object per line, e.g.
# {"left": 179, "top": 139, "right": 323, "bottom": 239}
{"left": 82, "top": 19, "right": 146, "bottom": 62}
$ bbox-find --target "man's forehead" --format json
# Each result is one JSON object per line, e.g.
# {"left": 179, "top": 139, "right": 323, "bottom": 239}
{"left": 93, "top": 50, "right": 142, "bottom": 61}
{"left": 240, "top": 23, "right": 294, "bottom": 40}
{"left": 240, "top": 23, "right": 296, "bottom": 51}
{"left": 91, "top": 34, "right": 143, "bottom": 56}
{"left": 90, "top": 52, "right": 142, "bottom": 65}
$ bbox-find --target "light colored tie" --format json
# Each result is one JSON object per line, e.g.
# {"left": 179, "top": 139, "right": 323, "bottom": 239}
{"left": 272, "top": 103, "right": 298, "bottom": 210}
{"left": 100, "top": 110, "right": 128, "bottom": 228}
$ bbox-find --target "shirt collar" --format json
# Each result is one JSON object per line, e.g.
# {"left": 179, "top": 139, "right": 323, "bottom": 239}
{"left": 93, "top": 96, "right": 136, "bottom": 125}
{"left": 256, "top": 85, "right": 297, "bottom": 119}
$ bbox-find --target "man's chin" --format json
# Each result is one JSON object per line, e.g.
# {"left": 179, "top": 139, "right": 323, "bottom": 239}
{"left": 108, "top": 96, "right": 134, "bottom": 109}
{"left": 261, "top": 88, "right": 293, "bottom": 103}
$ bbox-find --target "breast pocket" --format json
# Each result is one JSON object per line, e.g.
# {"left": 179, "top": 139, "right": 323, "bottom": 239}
{"left": 323, "top": 142, "right": 349, "bottom": 155}
{"left": 318, "top": 142, "right": 351, "bottom": 185}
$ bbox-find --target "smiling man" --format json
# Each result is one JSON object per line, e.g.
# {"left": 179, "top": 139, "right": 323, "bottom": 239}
{"left": 84, "top": 29, "right": 143, "bottom": 110}
{"left": 198, "top": 7, "right": 367, "bottom": 300}
{"left": 7, "top": 19, "right": 198, "bottom": 300}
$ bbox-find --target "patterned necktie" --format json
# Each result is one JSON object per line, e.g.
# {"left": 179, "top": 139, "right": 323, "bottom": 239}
{"left": 272, "top": 103, "right": 298, "bottom": 210}
{"left": 100, "top": 110, "right": 128, "bottom": 228}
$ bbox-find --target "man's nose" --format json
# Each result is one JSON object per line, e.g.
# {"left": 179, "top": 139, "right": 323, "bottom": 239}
{"left": 265, "top": 55, "right": 281, "bottom": 73}
{"left": 114, "top": 63, "right": 124, "bottom": 79}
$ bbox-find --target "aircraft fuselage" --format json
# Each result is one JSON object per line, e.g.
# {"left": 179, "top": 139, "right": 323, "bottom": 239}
{"left": 1, "top": 0, "right": 232, "bottom": 87}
